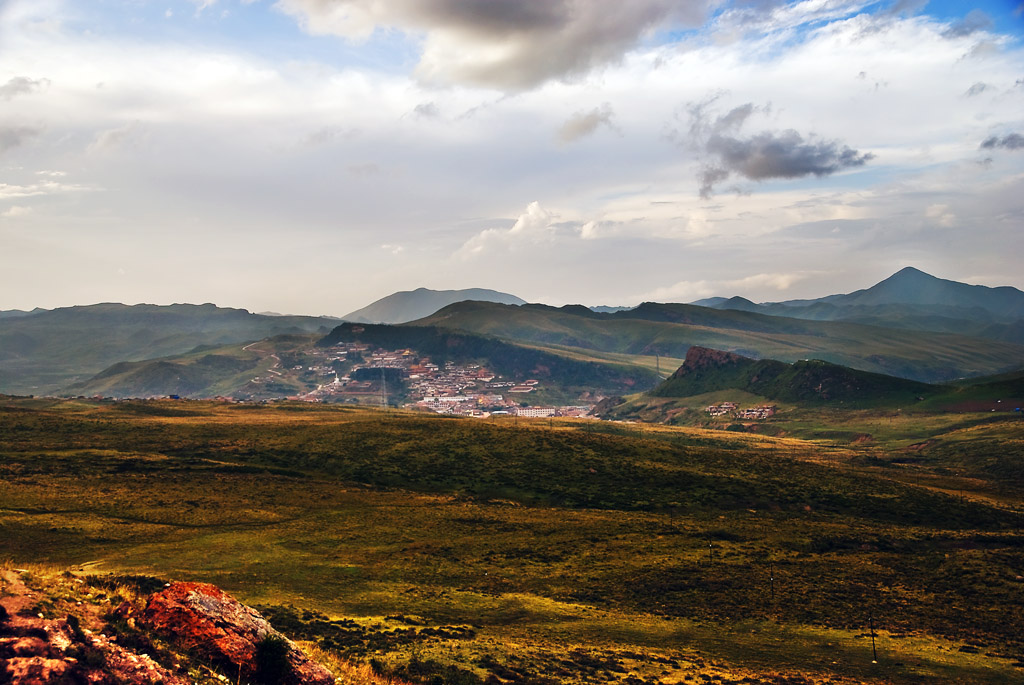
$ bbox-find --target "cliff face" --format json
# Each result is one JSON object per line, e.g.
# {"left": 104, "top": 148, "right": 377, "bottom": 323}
{"left": 668, "top": 346, "right": 750, "bottom": 377}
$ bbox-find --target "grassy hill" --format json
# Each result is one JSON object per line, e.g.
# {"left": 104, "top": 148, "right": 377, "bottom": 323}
{"left": 411, "top": 300, "right": 1024, "bottom": 383}
{"left": 2, "top": 397, "right": 1023, "bottom": 683}
{"left": 651, "top": 346, "right": 940, "bottom": 408}
{"left": 0, "top": 303, "right": 338, "bottom": 396}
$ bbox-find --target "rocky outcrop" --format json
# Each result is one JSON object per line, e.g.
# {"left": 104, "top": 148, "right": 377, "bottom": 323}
{"left": 0, "top": 570, "right": 187, "bottom": 685}
{"left": 670, "top": 346, "right": 748, "bottom": 377}
{"left": 120, "top": 582, "right": 335, "bottom": 684}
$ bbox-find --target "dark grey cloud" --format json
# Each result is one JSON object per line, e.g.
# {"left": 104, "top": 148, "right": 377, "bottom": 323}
{"left": 276, "top": 0, "right": 788, "bottom": 90}
{"left": 413, "top": 102, "right": 439, "bottom": 119}
{"left": 558, "top": 103, "right": 616, "bottom": 143}
{"left": 684, "top": 99, "right": 871, "bottom": 197}
{"left": 0, "top": 76, "right": 49, "bottom": 100}
{"left": 699, "top": 131, "right": 873, "bottom": 197}
{"left": 0, "top": 126, "right": 42, "bottom": 154}
{"left": 942, "top": 9, "right": 992, "bottom": 38}
{"left": 981, "top": 133, "right": 1024, "bottom": 150}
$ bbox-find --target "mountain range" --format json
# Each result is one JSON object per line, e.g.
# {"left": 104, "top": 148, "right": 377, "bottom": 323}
{"left": 693, "top": 267, "right": 1024, "bottom": 344}
{"left": 411, "top": 298, "right": 1023, "bottom": 383}
{"left": 0, "top": 303, "right": 336, "bottom": 395}
{"left": 3, "top": 268, "right": 1023, "bottom": 398}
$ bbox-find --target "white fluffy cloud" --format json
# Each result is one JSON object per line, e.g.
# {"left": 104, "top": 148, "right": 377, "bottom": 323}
{"left": 456, "top": 201, "right": 559, "bottom": 258}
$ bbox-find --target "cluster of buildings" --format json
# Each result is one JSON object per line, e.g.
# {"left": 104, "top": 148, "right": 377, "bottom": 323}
{"left": 295, "top": 342, "right": 594, "bottom": 419}
{"left": 704, "top": 401, "right": 776, "bottom": 420}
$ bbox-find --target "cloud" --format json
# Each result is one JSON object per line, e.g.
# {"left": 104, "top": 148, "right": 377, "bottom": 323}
{"left": 635, "top": 271, "right": 813, "bottom": 303}
{"left": 964, "top": 82, "right": 989, "bottom": 97}
{"left": 706, "top": 131, "right": 873, "bottom": 184}
{"left": 0, "top": 125, "right": 42, "bottom": 154}
{"left": 980, "top": 133, "right": 1024, "bottom": 151}
{"left": 0, "top": 76, "right": 49, "bottom": 100}
{"left": 274, "top": 0, "right": 719, "bottom": 90}
{"left": 925, "top": 203, "right": 955, "bottom": 228}
{"left": 941, "top": 9, "right": 992, "bottom": 38}
{"left": 1, "top": 205, "right": 32, "bottom": 218}
{"left": 557, "top": 103, "right": 616, "bottom": 143}
{"left": 190, "top": 0, "right": 219, "bottom": 14}
{"left": 413, "top": 102, "right": 439, "bottom": 119}
{"left": 683, "top": 99, "right": 872, "bottom": 197}
{"left": 0, "top": 181, "right": 90, "bottom": 200}
{"left": 348, "top": 162, "right": 380, "bottom": 176}
{"left": 457, "top": 201, "right": 557, "bottom": 258}
{"left": 87, "top": 122, "right": 145, "bottom": 154}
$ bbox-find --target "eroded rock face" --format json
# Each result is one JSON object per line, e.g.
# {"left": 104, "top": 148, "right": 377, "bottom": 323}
{"left": 0, "top": 571, "right": 187, "bottom": 685}
{"left": 128, "top": 582, "right": 334, "bottom": 685}
{"left": 673, "top": 346, "right": 747, "bottom": 376}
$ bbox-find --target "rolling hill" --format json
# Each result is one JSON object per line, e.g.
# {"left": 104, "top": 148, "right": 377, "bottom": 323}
{"left": 342, "top": 287, "right": 525, "bottom": 324}
{"left": 0, "top": 303, "right": 338, "bottom": 395}
{"left": 411, "top": 300, "right": 1024, "bottom": 383}
{"left": 650, "top": 346, "right": 939, "bottom": 407}
{"left": 67, "top": 322, "right": 660, "bottom": 400}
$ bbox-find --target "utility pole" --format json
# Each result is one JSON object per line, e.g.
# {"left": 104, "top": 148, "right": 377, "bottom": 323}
{"left": 869, "top": 614, "right": 878, "bottom": 664}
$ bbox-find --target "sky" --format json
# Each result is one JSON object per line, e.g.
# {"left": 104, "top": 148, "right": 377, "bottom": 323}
{"left": 1, "top": 0, "right": 1023, "bottom": 316}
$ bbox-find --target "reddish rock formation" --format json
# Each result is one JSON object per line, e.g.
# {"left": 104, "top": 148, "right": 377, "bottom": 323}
{"left": 0, "top": 570, "right": 188, "bottom": 685}
{"left": 129, "top": 582, "right": 335, "bottom": 684}
{"left": 671, "top": 346, "right": 747, "bottom": 377}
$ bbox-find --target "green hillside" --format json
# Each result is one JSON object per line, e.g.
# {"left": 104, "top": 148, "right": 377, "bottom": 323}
{"left": 651, "top": 346, "right": 939, "bottom": 408}
{"left": 66, "top": 352, "right": 263, "bottom": 398}
{"left": 411, "top": 301, "right": 1024, "bottom": 383}
{"left": 0, "top": 303, "right": 338, "bottom": 395}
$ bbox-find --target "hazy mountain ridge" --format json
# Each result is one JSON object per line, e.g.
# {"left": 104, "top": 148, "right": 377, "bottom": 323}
{"left": 0, "top": 303, "right": 337, "bottom": 395}
{"left": 343, "top": 287, "right": 525, "bottom": 324}
{"left": 413, "top": 298, "right": 1024, "bottom": 383}
{"left": 701, "top": 268, "right": 1024, "bottom": 343}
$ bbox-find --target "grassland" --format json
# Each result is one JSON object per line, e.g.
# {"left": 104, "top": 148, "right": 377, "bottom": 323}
{"left": 2, "top": 398, "right": 1023, "bottom": 683}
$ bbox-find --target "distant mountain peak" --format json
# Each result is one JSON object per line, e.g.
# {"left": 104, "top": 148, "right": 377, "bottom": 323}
{"left": 881, "top": 266, "right": 935, "bottom": 284}
{"left": 343, "top": 287, "right": 526, "bottom": 324}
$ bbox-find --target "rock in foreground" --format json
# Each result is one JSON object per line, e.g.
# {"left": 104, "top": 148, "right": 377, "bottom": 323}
{"left": 121, "top": 581, "right": 335, "bottom": 684}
